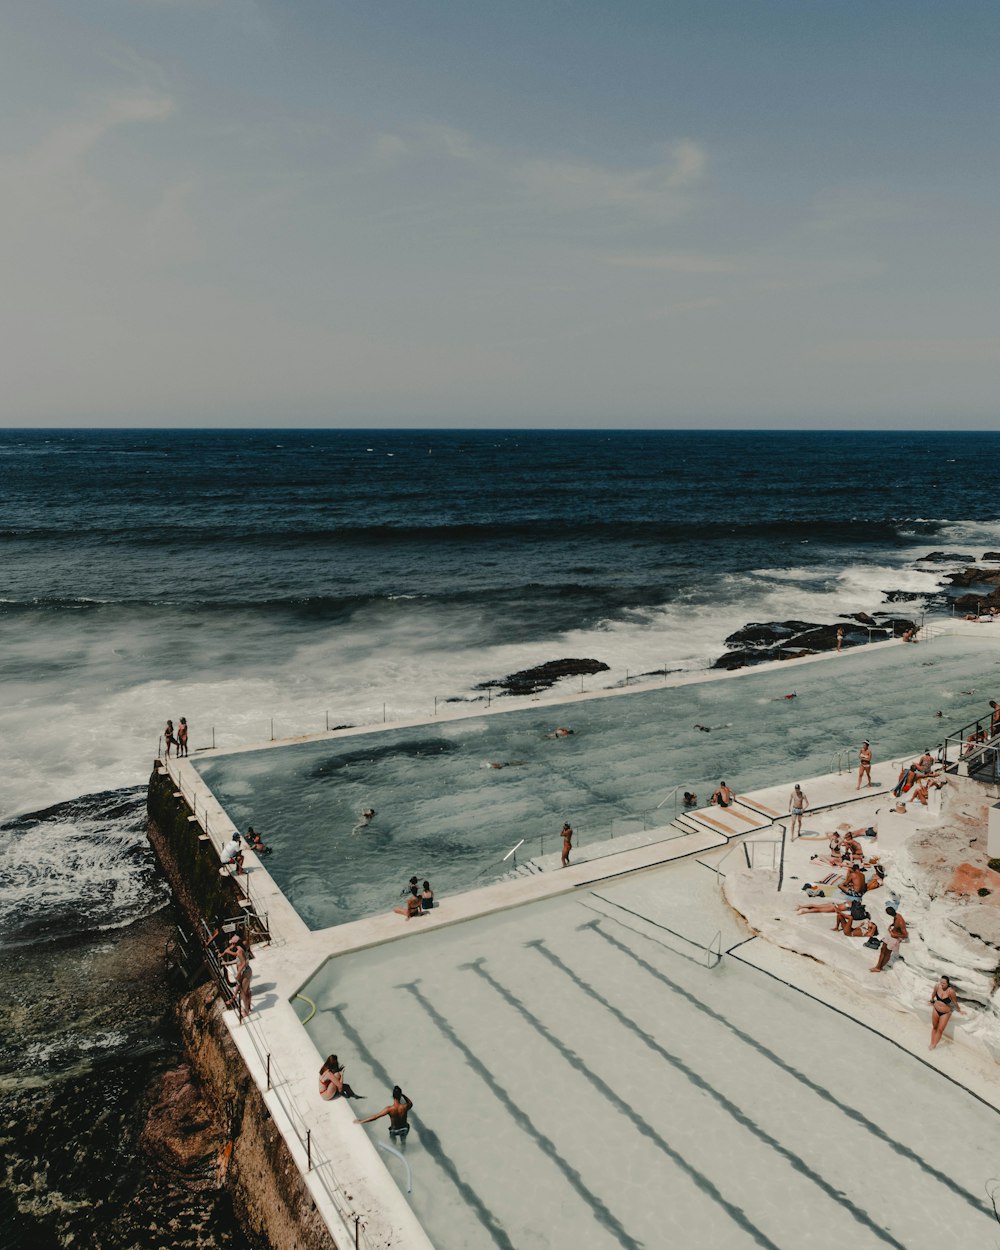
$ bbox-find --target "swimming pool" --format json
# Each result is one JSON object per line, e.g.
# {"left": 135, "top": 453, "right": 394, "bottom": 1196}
{"left": 300, "top": 858, "right": 1000, "bottom": 1250}
{"left": 195, "top": 636, "right": 999, "bottom": 929}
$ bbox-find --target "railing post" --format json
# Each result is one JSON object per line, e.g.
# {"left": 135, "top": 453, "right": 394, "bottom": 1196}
{"left": 270, "top": 718, "right": 274, "bottom": 741}
{"left": 383, "top": 703, "right": 386, "bottom": 722}
{"left": 306, "top": 1129, "right": 312, "bottom": 1171}
{"left": 777, "top": 823, "right": 788, "bottom": 892}
{"left": 266, "top": 1053, "right": 271, "bottom": 1090}
{"left": 434, "top": 696, "right": 437, "bottom": 716}
{"left": 355, "top": 1215, "right": 361, "bottom": 1249}
{"left": 326, "top": 710, "right": 330, "bottom": 731}
{"left": 212, "top": 726, "right": 216, "bottom": 749}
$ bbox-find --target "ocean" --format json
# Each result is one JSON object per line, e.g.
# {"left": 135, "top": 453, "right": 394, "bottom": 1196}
{"left": 2, "top": 426, "right": 999, "bottom": 1245}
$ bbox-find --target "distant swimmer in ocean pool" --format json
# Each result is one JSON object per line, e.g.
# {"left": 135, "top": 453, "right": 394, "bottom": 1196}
{"left": 351, "top": 808, "right": 376, "bottom": 833}
{"left": 683, "top": 791, "right": 698, "bottom": 808}
{"left": 694, "top": 723, "right": 732, "bottom": 733}
{"left": 549, "top": 727, "right": 574, "bottom": 738}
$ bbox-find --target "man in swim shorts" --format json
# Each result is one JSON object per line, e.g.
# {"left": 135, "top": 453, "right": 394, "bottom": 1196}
{"left": 356, "top": 1085, "right": 413, "bottom": 1138}
{"left": 788, "top": 784, "right": 808, "bottom": 837}
{"left": 711, "top": 782, "right": 734, "bottom": 808}
{"left": 870, "top": 906, "right": 908, "bottom": 972}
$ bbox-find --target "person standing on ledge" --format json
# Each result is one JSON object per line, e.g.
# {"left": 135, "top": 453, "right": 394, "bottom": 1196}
{"left": 870, "top": 905, "right": 908, "bottom": 973}
{"left": 836, "top": 626, "right": 844, "bottom": 653}
{"left": 356, "top": 1086, "right": 413, "bottom": 1138}
{"left": 176, "top": 717, "right": 189, "bottom": 757}
{"left": 788, "top": 784, "right": 808, "bottom": 837}
{"left": 857, "top": 740, "right": 872, "bottom": 790}
{"left": 561, "top": 822, "right": 573, "bottom": 867}
{"left": 163, "top": 719, "right": 175, "bottom": 756}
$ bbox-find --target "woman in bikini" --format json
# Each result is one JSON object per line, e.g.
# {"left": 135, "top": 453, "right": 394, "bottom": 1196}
{"left": 929, "top": 975, "right": 963, "bottom": 1050}
{"left": 319, "top": 1055, "right": 364, "bottom": 1101}
{"left": 163, "top": 720, "right": 175, "bottom": 756}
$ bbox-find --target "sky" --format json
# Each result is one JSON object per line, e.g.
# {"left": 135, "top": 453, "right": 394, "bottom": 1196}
{"left": 1, "top": 0, "right": 997, "bottom": 428}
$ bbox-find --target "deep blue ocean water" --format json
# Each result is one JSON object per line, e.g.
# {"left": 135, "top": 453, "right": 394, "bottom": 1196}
{"left": 1, "top": 427, "right": 999, "bottom": 1246}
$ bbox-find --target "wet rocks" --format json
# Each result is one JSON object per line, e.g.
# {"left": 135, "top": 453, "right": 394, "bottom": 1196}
{"left": 983, "top": 552, "right": 1000, "bottom": 562}
{"left": 476, "top": 658, "right": 610, "bottom": 696}
{"left": 714, "top": 615, "right": 914, "bottom": 670}
{"left": 918, "top": 551, "right": 977, "bottom": 563}
{"left": 141, "top": 1064, "right": 224, "bottom": 1179}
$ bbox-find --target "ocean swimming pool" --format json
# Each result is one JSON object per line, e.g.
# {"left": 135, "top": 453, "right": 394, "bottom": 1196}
{"left": 300, "top": 858, "right": 1000, "bottom": 1250}
{"left": 195, "top": 636, "right": 1000, "bottom": 929}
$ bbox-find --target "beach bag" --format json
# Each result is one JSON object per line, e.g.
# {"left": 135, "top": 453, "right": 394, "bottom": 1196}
{"left": 864, "top": 935, "right": 881, "bottom": 950}
{"left": 850, "top": 899, "right": 868, "bottom": 922}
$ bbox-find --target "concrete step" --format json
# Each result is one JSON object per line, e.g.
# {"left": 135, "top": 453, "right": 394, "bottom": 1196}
{"left": 684, "top": 801, "right": 773, "bottom": 840}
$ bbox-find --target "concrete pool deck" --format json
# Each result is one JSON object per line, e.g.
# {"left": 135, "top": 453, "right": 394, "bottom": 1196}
{"left": 157, "top": 618, "right": 1000, "bottom": 1249}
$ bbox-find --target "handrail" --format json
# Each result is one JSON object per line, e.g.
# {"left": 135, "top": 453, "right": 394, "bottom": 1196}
{"left": 237, "top": 1010, "right": 379, "bottom": 1249}
{"left": 502, "top": 838, "right": 525, "bottom": 863}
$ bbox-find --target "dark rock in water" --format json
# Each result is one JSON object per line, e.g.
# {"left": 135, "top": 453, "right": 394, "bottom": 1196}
{"left": 919, "top": 551, "right": 977, "bottom": 563}
{"left": 714, "top": 612, "right": 915, "bottom": 670}
{"left": 955, "top": 590, "right": 1000, "bottom": 612}
{"left": 983, "top": 552, "right": 1000, "bottom": 562}
{"left": 476, "top": 657, "right": 610, "bottom": 696}
{"left": 946, "top": 566, "right": 1000, "bottom": 588}
{"left": 883, "top": 590, "right": 924, "bottom": 602}
{"left": 724, "top": 621, "right": 820, "bottom": 647}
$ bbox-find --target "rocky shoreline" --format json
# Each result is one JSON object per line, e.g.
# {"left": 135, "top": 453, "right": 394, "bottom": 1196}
{"left": 471, "top": 552, "right": 1000, "bottom": 691}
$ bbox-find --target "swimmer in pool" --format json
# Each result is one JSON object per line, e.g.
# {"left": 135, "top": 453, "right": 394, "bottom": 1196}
{"left": 356, "top": 1086, "right": 413, "bottom": 1138}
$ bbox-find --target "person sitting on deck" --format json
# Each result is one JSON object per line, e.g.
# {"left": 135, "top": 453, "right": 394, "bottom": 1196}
{"left": 711, "top": 781, "right": 734, "bottom": 808}
{"left": 892, "top": 763, "right": 920, "bottom": 798}
{"left": 220, "top": 833, "right": 245, "bottom": 875}
{"left": 394, "top": 887, "right": 424, "bottom": 920}
{"left": 319, "top": 1055, "right": 364, "bottom": 1101}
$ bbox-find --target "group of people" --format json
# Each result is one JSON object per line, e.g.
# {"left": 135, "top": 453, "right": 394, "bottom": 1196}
{"left": 163, "top": 717, "right": 189, "bottom": 756}
{"left": 319, "top": 1056, "right": 414, "bottom": 1136}
{"left": 395, "top": 877, "right": 435, "bottom": 919}
{"left": 220, "top": 826, "right": 272, "bottom": 875}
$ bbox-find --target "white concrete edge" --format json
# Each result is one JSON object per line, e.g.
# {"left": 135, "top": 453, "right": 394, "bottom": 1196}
{"left": 184, "top": 621, "right": 976, "bottom": 765}
{"left": 728, "top": 936, "right": 1000, "bottom": 1115}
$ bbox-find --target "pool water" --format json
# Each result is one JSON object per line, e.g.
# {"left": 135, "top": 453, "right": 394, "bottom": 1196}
{"left": 302, "top": 860, "right": 1000, "bottom": 1250}
{"left": 196, "top": 637, "right": 999, "bottom": 928}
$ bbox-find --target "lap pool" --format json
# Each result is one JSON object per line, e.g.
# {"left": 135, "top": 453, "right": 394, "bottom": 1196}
{"left": 195, "top": 636, "right": 999, "bottom": 929}
{"left": 300, "top": 858, "right": 1000, "bottom": 1250}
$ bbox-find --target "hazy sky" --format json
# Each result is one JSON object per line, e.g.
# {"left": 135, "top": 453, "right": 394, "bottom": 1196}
{"left": 2, "top": 1, "right": 997, "bottom": 427}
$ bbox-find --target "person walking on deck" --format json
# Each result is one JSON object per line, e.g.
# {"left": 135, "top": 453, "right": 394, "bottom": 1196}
{"left": 560, "top": 822, "right": 573, "bottom": 867}
{"left": 788, "top": 784, "right": 808, "bottom": 837}
{"left": 857, "top": 741, "right": 872, "bottom": 789}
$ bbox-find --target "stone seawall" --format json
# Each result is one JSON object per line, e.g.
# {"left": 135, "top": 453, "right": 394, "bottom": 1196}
{"left": 146, "top": 767, "right": 337, "bottom": 1250}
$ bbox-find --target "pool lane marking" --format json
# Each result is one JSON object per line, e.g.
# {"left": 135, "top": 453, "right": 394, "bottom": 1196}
{"left": 461, "top": 957, "right": 784, "bottom": 1250}
{"left": 725, "top": 935, "right": 1000, "bottom": 1119}
{"left": 587, "top": 921, "right": 991, "bottom": 1216}
{"left": 525, "top": 939, "right": 909, "bottom": 1250}
{"left": 398, "top": 982, "right": 645, "bottom": 1250}
{"left": 327, "top": 1003, "right": 519, "bottom": 1250}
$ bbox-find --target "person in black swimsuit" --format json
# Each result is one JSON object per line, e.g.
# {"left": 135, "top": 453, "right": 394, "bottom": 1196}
{"left": 929, "top": 975, "right": 962, "bottom": 1050}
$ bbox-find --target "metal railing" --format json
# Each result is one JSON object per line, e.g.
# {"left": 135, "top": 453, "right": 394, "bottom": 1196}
{"left": 237, "top": 1012, "right": 380, "bottom": 1250}
{"left": 583, "top": 891, "right": 724, "bottom": 969}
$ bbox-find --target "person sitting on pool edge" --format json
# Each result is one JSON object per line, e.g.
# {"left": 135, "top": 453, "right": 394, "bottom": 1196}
{"left": 711, "top": 781, "right": 734, "bottom": 808}
{"left": 356, "top": 1086, "right": 413, "bottom": 1138}
{"left": 319, "top": 1055, "right": 364, "bottom": 1101}
{"left": 394, "top": 887, "right": 424, "bottom": 919}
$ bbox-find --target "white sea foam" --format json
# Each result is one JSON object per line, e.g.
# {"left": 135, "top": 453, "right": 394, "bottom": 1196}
{"left": 0, "top": 547, "right": 954, "bottom": 820}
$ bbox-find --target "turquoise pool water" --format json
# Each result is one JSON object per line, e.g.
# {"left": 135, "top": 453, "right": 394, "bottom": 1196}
{"left": 301, "top": 859, "right": 1000, "bottom": 1250}
{"left": 196, "top": 637, "right": 999, "bottom": 928}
